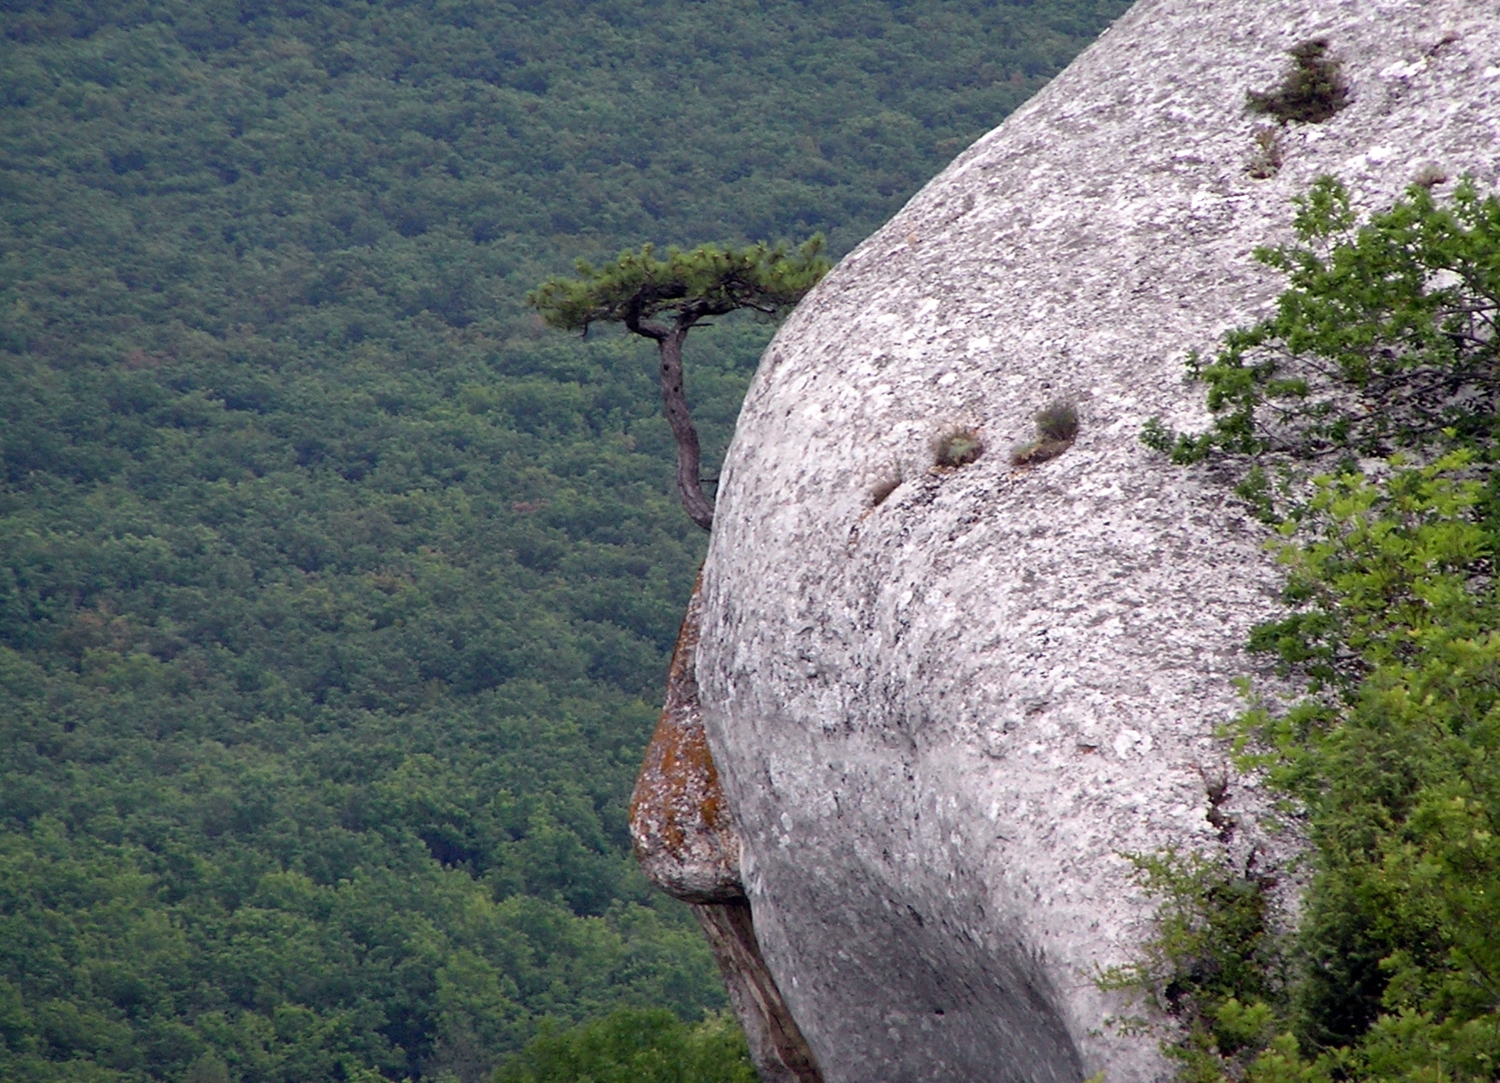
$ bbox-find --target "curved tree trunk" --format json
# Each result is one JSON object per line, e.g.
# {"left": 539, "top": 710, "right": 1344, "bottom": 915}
{"left": 658, "top": 327, "right": 715, "bottom": 531}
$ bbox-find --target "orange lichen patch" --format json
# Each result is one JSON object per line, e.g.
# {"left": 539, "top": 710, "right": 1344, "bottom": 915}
{"left": 629, "top": 571, "right": 745, "bottom": 903}
{"left": 635, "top": 582, "right": 821, "bottom": 1081}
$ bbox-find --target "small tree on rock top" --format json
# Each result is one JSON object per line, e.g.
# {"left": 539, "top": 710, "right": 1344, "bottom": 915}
{"left": 528, "top": 237, "right": 830, "bottom": 530}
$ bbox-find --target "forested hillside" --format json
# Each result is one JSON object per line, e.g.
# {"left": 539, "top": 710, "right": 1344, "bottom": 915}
{"left": 0, "top": 2, "right": 1130, "bottom": 1080}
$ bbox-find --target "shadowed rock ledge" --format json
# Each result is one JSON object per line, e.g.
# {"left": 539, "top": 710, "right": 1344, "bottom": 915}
{"left": 685, "top": 1, "right": 1500, "bottom": 1081}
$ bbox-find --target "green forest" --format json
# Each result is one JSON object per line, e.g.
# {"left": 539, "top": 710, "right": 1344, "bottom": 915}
{"left": 0, "top": 2, "right": 1132, "bottom": 1081}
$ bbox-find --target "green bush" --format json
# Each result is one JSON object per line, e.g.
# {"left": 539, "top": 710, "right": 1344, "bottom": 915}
{"left": 493, "top": 1007, "right": 757, "bottom": 1083}
{"left": 1131, "top": 179, "right": 1500, "bottom": 1081}
{"left": 1009, "top": 400, "right": 1078, "bottom": 466}
{"left": 1246, "top": 40, "right": 1349, "bottom": 125}
{"left": 1142, "top": 177, "right": 1500, "bottom": 492}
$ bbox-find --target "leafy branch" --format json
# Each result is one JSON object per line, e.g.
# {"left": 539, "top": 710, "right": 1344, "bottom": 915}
{"left": 1144, "top": 176, "right": 1500, "bottom": 495}
{"left": 1129, "top": 178, "right": 1500, "bottom": 1082}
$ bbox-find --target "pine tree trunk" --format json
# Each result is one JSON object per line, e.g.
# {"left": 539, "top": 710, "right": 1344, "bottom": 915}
{"left": 658, "top": 328, "right": 715, "bottom": 530}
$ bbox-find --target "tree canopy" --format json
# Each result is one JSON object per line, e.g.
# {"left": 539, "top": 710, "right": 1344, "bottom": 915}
{"left": 493, "top": 1006, "right": 757, "bottom": 1083}
{"left": 1143, "top": 176, "right": 1500, "bottom": 481}
{"left": 529, "top": 240, "right": 831, "bottom": 336}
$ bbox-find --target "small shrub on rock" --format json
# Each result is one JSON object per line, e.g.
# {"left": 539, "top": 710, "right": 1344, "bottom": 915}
{"left": 932, "top": 427, "right": 985, "bottom": 469}
{"left": 1247, "top": 127, "right": 1284, "bottom": 179}
{"left": 1011, "top": 401, "right": 1078, "bottom": 466}
{"left": 1247, "top": 39, "right": 1349, "bottom": 125}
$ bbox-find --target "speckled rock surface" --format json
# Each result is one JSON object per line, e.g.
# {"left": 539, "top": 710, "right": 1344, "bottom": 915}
{"left": 695, "top": 2, "right": 1500, "bottom": 1081}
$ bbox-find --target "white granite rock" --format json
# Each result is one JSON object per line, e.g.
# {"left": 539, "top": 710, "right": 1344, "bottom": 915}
{"left": 695, "top": 2, "right": 1500, "bottom": 1080}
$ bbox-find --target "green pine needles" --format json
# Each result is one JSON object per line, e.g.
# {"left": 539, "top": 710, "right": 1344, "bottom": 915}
{"left": 1128, "top": 178, "right": 1500, "bottom": 1082}
{"left": 528, "top": 238, "right": 830, "bottom": 337}
{"left": 529, "top": 238, "right": 829, "bottom": 529}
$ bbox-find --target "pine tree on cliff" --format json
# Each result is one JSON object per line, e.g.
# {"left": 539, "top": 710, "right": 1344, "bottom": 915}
{"left": 528, "top": 237, "right": 830, "bottom": 530}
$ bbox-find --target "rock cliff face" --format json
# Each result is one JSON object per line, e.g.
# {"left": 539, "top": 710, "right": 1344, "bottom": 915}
{"left": 687, "top": 2, "right": 1500, "bottom": 1080}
